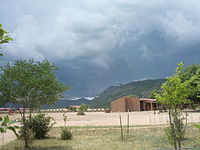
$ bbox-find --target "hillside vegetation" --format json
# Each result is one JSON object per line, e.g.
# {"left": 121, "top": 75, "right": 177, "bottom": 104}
{"left": 90, "top": 79, "right": 166, "bottom": 108}
{"left": 1, "top": 98, "right": 91, "bottom": 109}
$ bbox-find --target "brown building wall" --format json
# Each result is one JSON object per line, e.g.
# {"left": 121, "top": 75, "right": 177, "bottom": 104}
{"left": 111, "top": 97, "right": 126, "bottom": 112}
{"left": 125, "top": 97, "right": 140, "bottom": 111}
{"left": 111, "top": 97, "right": 141, "bottom": 112}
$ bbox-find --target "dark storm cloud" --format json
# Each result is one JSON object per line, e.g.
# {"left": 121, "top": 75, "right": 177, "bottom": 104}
{"left": 1, "top": 0, "right": 200, "bottom": 96}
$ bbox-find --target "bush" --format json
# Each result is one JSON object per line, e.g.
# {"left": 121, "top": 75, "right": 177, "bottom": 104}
{"left": 79, "top": 103, "right": 89, "bottom": 111}
{"left": 21, "top": 113, "right": 54, "bottom": 139}
{"left": 61, "top": 128, "right": 72, "bottom": 140}
{"left": 31, "top": 113, "right": 54, "bottom": 139}
{"left": 77, "top": 111, "right": 85, "bottom": 115}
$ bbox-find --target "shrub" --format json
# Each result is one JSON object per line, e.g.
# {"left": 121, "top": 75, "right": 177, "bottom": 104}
{"left": 77, "top": 111, "right": 85, "bottom": 115}
{"left": 31, "top": 113, "right": 54, "bottom": 139}
{"left": 20, "top": 113, "right": 54, "bottom": 139}
{"left": 61, "top": 128, "right": 72, "bottom": 140}
{"left": 79, "top": 103, "right": 89, "bottom": 111}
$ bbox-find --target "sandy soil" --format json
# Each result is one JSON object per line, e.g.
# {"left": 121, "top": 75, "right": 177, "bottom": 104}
{"left": 1, "top": 111, "right": 200, "bottom": 146}
{"left": 0, "top": 130, "right": 16, "bottom": 146}
{"left": 49, "top": 111, "right": 200, "bottom": 126}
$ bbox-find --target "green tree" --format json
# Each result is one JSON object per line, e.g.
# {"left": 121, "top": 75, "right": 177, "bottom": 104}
{"left": 0, "top": 24, "right": 13, "bottom": 56}
{"left": 79, "top": 103, "right": 89, "bottom": 111}
{"left": 150, "top": 89, "right": 161, "bottom": 99}
{"left": 126, "top": 94, "right": 138, "bottom": 98}
{"left": 177, "top": 64, "right": 200, "bottom": 104}
{"left": 156, "top": 62, "right": 194, "bottom": 149}
{"left": 77, "top": 104, "right": 89, "bottom": 115}
{"left": 0, "top": 59, "right": 69, "bottom": 148}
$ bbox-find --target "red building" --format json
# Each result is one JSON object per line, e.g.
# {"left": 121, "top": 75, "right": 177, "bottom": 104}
{"left": 111, "top": 97, "right": 158, "bottom": 112}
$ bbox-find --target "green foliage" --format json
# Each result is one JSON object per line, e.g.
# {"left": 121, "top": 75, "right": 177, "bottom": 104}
{"left": 156, "top": 76, "right": 190, "bottom": 107}
{"left": 178, "top": 64, "right": 200, "bottom": 81}
{"left": 79, "top": 103, "right": 89, "bottom": 111}
{"left": 21, "top": 113, "right": 54, "bottom": 139}
{"left": 0, "top": 59, "right": 69, "bottom": 108}
{"left": 177, "top": 63, "right": 200, "bottom": 103}
{"left": 0, "top": 24, "right": 13, "bottom": 56}
{"left": 192, "top": 123, "right": 200, "bottom": 130}
{"left": 156, "top": 62, "right": 196, "bottom": 149}
{"left": 77, "top": 110, "right": 85, "bottom": 115}
{"left": 150, "top": 89, "right": 162, "bottom": 99}
{"left": 164, "top": 127, "right": 175, "bottom": 145}
{"left": 60, "top": 128, "right": 73, "bottom": 140}
{"left": 90, "top": 79, "right": 166, "bottom": 108}
{"left": 126, "top": 94, "right": 138, "bottom": 98}
{"left": 76, "top": 103, "right": 88, "bottom": 116}
{"left": 0, "top": 59, "right": 69, "bottom": 148}
{"left": 156, "top": 62, "right": 193, "bottom": 107}
{"left": 31, "top": 113, "right": 54, "bottom": 139}
{"left": 0, "top": 115, "right": 20, "bottom": 138}
{"left": 156, "top": 62, "right": 200, "bottom": 107}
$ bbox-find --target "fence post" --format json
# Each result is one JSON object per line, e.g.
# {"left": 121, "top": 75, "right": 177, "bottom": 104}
{"left": 119, "top": 113, "right": 123, "bottom": 141}
{"left": 127, "top": 109, "right": 130, "bottom": 136}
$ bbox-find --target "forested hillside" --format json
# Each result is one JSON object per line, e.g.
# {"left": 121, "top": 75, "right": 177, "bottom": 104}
{"left": 90, "top": 79, "right": 166, "bottom": 108}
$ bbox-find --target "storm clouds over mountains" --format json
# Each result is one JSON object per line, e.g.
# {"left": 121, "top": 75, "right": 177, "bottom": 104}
{"left": 1, "top": 0, "right": 200, "bottom": 96}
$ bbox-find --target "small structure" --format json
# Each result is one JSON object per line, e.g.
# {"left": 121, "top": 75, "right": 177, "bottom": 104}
{"left": 111, "top": 97, "right": 158, "bottom": 112}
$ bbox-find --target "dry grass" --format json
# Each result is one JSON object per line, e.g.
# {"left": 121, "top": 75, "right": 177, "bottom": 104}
{"left": 1, "top": 126, "right": 200, "bottom": 150}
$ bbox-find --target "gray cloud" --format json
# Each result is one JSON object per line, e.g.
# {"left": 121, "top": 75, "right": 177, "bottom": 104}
{"left": 1, "top": 1, "right": 200, "bottom": 63}
{"left": 1, "top": 0, "right": 132, "bottom": 67}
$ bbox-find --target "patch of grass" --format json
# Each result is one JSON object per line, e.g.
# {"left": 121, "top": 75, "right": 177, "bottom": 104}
{"left": 61, "top": 128, "right": 73, "bottom": 140}
{"left": 1, "top": 126, "right": 200, "bottom": 150}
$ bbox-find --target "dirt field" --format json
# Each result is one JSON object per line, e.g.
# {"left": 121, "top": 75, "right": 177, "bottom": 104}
{"left": 50, "top": 111, "right": 199, "bottom": 126}
{"left": 1, "top": 111, "right": 200, "bottom": 146}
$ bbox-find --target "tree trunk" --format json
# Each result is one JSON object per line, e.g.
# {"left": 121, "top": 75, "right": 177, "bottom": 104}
{"left": 22, "top": 106, "right": 29, "bottom": 149}
{"left": 176, "top": 108, "right": 181, "bottom": 149}
{"left": 29, "top": 108, "right": 32, "bottom": 121}
{"left": 168, "top": 108, "right": 177, "bottom": 150}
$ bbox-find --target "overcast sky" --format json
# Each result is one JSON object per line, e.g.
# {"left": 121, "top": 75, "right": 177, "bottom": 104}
{"left": 1, "top": 0, "right": 200, "bottom": 97}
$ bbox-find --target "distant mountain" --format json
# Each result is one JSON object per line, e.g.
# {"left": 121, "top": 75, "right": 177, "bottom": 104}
{"left": 90, "top": 79, "right": 166, "bottom": 108}
{"left": 1, "top": 97, "right": 91, "bottom": 109}
{"left": 44, "top": 97, "right": 91, "bottom": 109}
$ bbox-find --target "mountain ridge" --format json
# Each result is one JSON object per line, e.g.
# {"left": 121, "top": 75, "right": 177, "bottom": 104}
{"left": 90, "top": 79, "right": 166, "bottom": 108}
{"left": 1, "top": 97, "right": 91, "bottom": 109}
